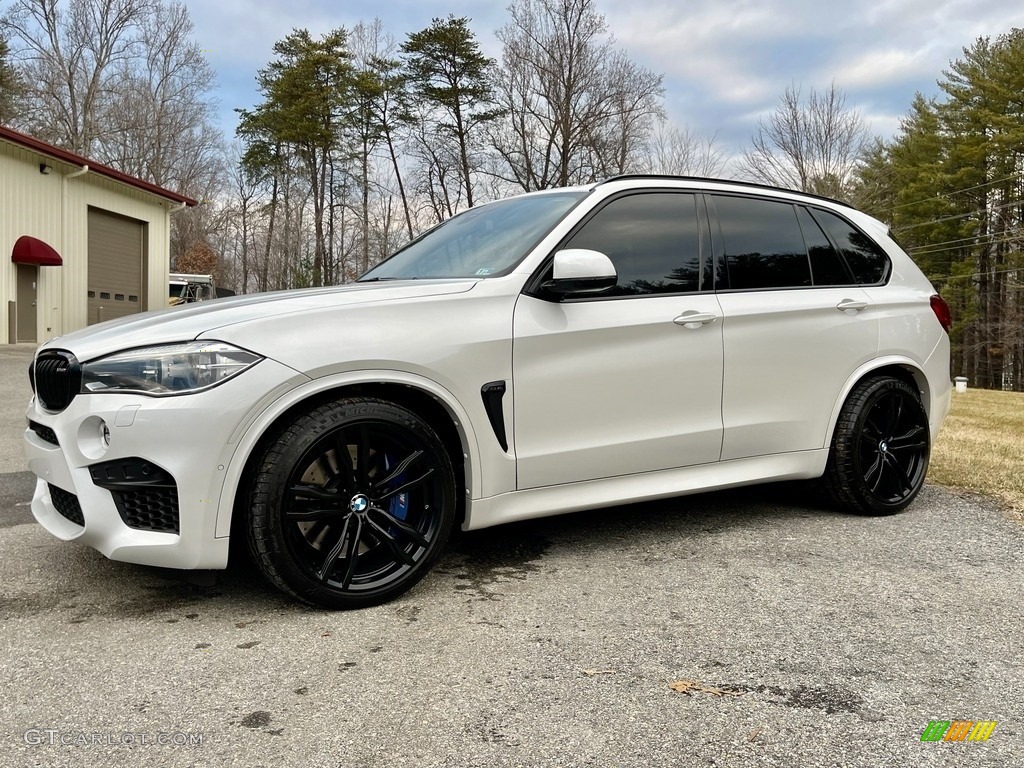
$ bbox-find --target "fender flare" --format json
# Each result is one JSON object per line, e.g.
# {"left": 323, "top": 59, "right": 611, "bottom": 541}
{"left": 823, "top": 355, "right": 929, "bottom": 449}
{"left": 213, "top": 369, "right": 482, "bottom": 538}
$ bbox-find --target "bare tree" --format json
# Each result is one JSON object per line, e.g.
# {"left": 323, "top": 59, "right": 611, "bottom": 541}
{"left": 350, "top": 19, "right": 412, "bottom": 272}
{"left": 641, "top": 119, "right": 727, "bottom": 177}
{"left": 3, "top": 0, "right": 224, "bottom": 262}
{"left": 490, "top": 0, "right": 663, "bottom": 190}
{"left": 739, "top": 82, "right": 870, "bottom": 198}
{"left": 2, "top": 0, "right": 149, "bottom": 153}
{"left": 99, "top": 1, "right": 222, "bottom": 192}
{"left": 406, "top": 103, "right": 464, "bottom": 222}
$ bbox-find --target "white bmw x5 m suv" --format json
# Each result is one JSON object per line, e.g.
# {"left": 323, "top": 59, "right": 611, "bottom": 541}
{"left": 24, "top": 176, "right": 952, "bottom": 608}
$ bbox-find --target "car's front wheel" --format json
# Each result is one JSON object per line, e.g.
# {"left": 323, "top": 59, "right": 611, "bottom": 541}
{"left": 825, "top": 376, "right": 931, "bottom": 515}
{"left": 247, "top": 397, "right": 456, "bottom": 609}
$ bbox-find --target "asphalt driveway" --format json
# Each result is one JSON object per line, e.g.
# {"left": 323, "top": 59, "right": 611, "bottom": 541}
{"left": 1, "top": 344, "right": 1021, "bottom": 767}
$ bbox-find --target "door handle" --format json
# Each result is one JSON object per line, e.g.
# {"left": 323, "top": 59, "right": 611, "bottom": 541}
{"left": 836, "top": 298, "right": 869, "bottom": 312}
{"left": 673, "top": 311, "right": 717, "bottom": 328}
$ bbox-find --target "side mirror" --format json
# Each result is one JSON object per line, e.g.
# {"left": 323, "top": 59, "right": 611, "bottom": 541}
{"left": 541, "top": 249, "right": 617, "bottom": 297}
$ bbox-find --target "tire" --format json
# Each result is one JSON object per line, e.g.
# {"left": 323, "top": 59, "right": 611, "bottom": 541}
{"left": 824, "top": 376, "right": 931, "bottom": 516}
{"left": 246, "top": 397, "right": 456, "bottom": 609}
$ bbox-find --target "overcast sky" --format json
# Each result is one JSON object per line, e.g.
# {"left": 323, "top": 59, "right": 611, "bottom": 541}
{"left": 182, "top": 0, "right": 1024, "bottom": 158}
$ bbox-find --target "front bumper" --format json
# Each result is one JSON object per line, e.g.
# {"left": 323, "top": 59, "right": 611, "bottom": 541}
{"left": 23, "top": 358, "right": 300, "bottom": 570}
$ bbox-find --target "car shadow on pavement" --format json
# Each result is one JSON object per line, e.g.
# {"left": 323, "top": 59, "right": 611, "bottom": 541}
{"left": 3, "top": 481, "right": 843, "bottom": 618}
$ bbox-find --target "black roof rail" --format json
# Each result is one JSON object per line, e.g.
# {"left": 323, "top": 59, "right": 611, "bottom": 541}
{"left": 593, "top": 174, "right": 853, "bottom": 208}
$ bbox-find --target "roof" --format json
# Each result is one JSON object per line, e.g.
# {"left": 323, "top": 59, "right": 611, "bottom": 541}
{"left": 0, "top": 124, "right": 198, "bottom": 207}
{"left": 596, "top": 174, "right": 853, "bottom": 209}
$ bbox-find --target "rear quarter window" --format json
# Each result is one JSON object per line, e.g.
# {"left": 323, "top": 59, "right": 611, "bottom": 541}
{"left": 810, "top": 208, "right": 891, "bottom": 285}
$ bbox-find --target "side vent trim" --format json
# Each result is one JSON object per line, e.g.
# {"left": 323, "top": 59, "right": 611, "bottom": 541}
{"left": 481, "top": 380, "right": 509, "bottom": 452}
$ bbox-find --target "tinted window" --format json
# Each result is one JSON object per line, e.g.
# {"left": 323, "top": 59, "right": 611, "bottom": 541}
{"left": 566, "top": 193, "right": 703, "bottom": 295}
{"left": 811, "top": 209, "right": 891, "bottom": 285}
{"left": 713, "top": 196, "right": 811, "bottom": 290}
{"left": 796, "top": 206, "right": 853, "bottom": 286}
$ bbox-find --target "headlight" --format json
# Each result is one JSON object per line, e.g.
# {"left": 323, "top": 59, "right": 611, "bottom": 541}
{"left": 80, "top": 341, "right": 263, "bottom": 396}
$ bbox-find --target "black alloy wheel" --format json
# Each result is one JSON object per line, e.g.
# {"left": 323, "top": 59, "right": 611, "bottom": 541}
{"left": 825, "top": 376, "right": 931, "bottom": 515}
{"left": 247, "top": 397, "right": 456, "bottom": 608}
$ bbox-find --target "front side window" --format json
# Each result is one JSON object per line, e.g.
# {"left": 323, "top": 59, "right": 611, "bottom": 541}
{"left": 360, "top": 191, "right": 588, "bottom": 280}
{"left": 565, "top": 192, "right": 705, "bottom": 296}
{"left": 712, "top": 195, "right": 811, "bottom": 290}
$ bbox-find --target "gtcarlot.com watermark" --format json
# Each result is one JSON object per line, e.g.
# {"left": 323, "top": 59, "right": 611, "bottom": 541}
{"left": 24, "top": 729, "right": 204, "bottom": 747}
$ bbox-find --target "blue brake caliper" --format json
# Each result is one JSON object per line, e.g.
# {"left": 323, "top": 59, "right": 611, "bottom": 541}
{"left": 384, "top": 454, "right": 409, "bottom": 521}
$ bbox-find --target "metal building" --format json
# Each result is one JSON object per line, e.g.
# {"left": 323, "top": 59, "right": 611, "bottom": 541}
{"left": 1, "top": 126, "right": 196, "bottom": 345}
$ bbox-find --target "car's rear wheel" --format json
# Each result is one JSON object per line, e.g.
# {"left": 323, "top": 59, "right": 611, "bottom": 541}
{"left": 824, "top": 376, "right": 930, "bottom": 515}
{"left": 247, "top": 397, "right": 456, "bottom": 609}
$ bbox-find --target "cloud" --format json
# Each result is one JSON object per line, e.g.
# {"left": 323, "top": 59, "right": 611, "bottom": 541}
{"left": 835, "top": 48, "right": 936, "bottom": 89}
{"left": 601, "top": 0, "right": 1024, "bottom": 148}
{"left": 182, "top": 0, "right": 1024, "bottom": 149}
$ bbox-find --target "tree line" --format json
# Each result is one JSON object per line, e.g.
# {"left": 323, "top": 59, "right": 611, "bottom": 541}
{"left": 852, "top": 30, "right": 1024, "bottom": 391}
{"left": 1, "top": 1, "right": 1022, "bottom": 389}
{"left": 230, "top": 3, "right": 670, "bottom": 290}
{"left": 0, "top": 0, "right": 722, "bottom": 289}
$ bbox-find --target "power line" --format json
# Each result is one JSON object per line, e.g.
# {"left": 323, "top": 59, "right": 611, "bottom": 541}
{"left": 909, "top": 233, "right": 1024, "bottom": 257}
{"left": 894, "top": 199, "right": 1023, "bottom": 233}
{"left": 907, "top": 233, "right": 1001, "bottom": 253}
{"left": 926, "top": 265, "right": 1024, "bottom": 282}
{"left": 915, "top": 240, "right": 1022, "bottom": 260}
{"left": 874, "top": 173, "right": 1023, "bottom": 216}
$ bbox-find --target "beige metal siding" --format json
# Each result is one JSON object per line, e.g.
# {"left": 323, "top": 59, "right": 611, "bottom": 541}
{"left": 1, "top": 136, "right": 173, "bottom": 344}
{"left": 87, "top": 208, "right": 145, "bottom": 324}
{"left": 1, "top": 145, "right": 61, "bottom": 343}
{"left": 64, "top": 172, "right": 171, "bottom": 333}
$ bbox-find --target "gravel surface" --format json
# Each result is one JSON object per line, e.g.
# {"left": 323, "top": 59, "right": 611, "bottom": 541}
{"left": 1, "top": 481, "right": 1021, "bottom": 768}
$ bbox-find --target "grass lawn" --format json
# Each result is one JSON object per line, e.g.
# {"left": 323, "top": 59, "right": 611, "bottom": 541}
{"left": 929, "top": 387, "right": 1024, "bottom": 516}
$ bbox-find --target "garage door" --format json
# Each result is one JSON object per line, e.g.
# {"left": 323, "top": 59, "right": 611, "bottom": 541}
{"left": 87, "top": 208, "right": 145, "bottom": 325}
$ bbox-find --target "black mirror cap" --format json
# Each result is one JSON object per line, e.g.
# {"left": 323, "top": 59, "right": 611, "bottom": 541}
{"left": 540, "top": 274, "right": 617, "bottom": 298}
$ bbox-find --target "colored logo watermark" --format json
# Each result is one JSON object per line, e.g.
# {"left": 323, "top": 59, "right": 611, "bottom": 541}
{"left": 921, "top": 720, "right": 997, "bottom": 742}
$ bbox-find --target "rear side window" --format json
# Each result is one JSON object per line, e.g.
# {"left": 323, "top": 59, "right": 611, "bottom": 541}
{"left": 712, "top": 196, "right": 810, "bottom": 290}
{"left": 796, "top": 207, "right": 853, "bottom": 286}
{"left": 566, "top": 192, "right": 705, "bottom": 295}
{"left": 810, "top": 208, "right": 891, "bottom": 285}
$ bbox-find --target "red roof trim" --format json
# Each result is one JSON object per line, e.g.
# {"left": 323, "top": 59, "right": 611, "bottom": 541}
{"left": 12, "top": 235, "right": 63, "bottom": 266}
{"left": 0, "top": 125, "right": 197, "bottom": 207}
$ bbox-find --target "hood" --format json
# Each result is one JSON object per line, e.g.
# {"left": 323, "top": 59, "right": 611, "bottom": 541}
{"left": 43, "top": 280, "right": 478, "bottom": 361}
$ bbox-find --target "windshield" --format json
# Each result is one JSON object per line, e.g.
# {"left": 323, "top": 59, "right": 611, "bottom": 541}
{"left": 360, "top": 191, "right": 588, "bottom": 280}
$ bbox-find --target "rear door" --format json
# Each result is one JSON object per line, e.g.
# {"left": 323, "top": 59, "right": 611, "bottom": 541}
{"left": 709, "top": 195, "right": 879, "bottom": 460}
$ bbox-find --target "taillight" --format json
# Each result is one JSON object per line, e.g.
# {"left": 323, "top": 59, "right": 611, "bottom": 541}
{"left": 930, "top": 294, "right": 952, "bottom": 333}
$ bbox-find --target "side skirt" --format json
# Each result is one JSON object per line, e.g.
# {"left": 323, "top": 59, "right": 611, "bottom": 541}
{"left": 463, "top": 449, "right": 829, "bottom": 531}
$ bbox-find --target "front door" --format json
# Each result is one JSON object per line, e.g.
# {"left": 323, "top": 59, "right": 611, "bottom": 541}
{"left": 16, "top": 263, "right": 37, "bottom": 343}
{"left": 513, "top": 191, "right": 724, "bottom": 489}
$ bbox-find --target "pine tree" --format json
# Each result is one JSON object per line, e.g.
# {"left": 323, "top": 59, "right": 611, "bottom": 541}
{"left": 237, "top": 29, "right": 355, "bottom": 287}
{"left": 0, "top": 35, "right": 24, "bottom": 123}
{"left": 854, "top": 30, "right": 1024, "bottom": 390}
{"left": 402, "top": 16, "right": 501, "bottom": 213}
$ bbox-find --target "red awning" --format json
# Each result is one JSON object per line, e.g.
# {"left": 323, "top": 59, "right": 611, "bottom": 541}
{"left": 12, "top": 235, "right": 63, "bottom": 267}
